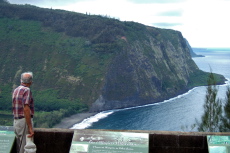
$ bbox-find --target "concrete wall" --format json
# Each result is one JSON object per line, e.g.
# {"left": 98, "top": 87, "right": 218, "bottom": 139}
{"left": 11, "top": 128, "right": 230, "bottom": 153}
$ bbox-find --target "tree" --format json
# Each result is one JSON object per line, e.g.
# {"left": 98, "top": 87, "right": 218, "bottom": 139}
{"left": 197, "top": 72, "right": 222, "bottom": 132}
{"left": 220, "top": 87, "right": 230, "bottom": 132}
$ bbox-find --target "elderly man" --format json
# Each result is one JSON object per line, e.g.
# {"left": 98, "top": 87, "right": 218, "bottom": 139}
{"left": 12, "top": 72, "right": 35, "bottom": 153}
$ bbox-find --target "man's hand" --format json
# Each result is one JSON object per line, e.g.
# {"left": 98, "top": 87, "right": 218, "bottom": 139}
{"left": 27, "top": 127, "right": 34, "bottom": 138}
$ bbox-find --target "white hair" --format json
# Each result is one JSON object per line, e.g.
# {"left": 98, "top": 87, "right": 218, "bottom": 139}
{"left": 21, "top": 72, "right": 33, "bottom": 83}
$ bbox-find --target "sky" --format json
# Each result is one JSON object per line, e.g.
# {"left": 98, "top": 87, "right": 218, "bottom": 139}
{"left": 7, "top": 0, "right": 230, "bottom": 48}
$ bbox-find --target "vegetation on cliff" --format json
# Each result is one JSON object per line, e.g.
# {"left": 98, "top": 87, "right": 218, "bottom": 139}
{"left": 0, "top": 2, "right": 225, "bottom": 127}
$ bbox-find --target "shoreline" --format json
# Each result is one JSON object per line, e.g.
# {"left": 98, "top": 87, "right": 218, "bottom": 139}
{"left": 53, "top": 79, "right": 230, "bottom": 129}
{"left": 53, "top": 112, "right": 97, "bottom": 129}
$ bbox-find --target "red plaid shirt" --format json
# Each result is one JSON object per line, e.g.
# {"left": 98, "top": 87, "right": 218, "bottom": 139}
{"left": 12, "top": 85, "right": 34, "bottom": 119}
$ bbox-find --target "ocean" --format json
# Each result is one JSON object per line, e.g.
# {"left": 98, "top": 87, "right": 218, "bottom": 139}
{"left": 71, "top": 49, "right": 230, "bottom": 132}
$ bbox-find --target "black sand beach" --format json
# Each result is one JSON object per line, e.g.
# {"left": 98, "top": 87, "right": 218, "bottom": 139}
{"left": 53, "top": 113, "right": 97, "bottom": 129}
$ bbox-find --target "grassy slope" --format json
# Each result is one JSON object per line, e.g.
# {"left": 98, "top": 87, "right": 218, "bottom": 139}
{"left": 0, "top": 18, "right": 107, "bottom": 127}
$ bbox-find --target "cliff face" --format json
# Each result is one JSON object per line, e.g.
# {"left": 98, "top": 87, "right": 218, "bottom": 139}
{"left": 0, "top": 3, "right": 223, "bottom": 114}
{"left": 90, "top": 28, "right": 200, "bottom": 112}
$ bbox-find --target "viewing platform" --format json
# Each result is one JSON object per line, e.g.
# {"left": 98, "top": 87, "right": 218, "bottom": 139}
{"left": 10, "top": 128, "right": 230, "bottom": 153}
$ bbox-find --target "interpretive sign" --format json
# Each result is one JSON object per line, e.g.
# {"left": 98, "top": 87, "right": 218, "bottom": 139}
{"left": 207, "top": 135, "right": 230, "bottom": 153}
{"left": 0, "top": 126, "right": 15, "bottom": 153}
{"left": 69, "top": 130, "right": 149, "bottom": 153}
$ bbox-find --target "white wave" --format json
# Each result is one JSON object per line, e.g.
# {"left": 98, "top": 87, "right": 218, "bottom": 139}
{"left": 225, "top": 78, "right": 230, "bottom": 85}
{"left": 218, "top": 77, "right": 230, "bottom": 87}
{"left": 70, "top": 111, "right": 114, "bottom": 129}
{"left": 70, "top": 102, "right": 163, "bottom": 130}
{"left": 161, "top": 87, "right": 199, "bottom": 104}
{"left": 96, "top": 87, "right": 199, "bottom": 113}
{"left": 70, "top": 78, "right": 230, "bottom": 130}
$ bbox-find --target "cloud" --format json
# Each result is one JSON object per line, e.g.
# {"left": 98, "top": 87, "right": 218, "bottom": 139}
{"left": 153, "top": 23, "right": 183, "bottom": 28}
{"left": 157, "top": 10, "right": 183, "bottom": 16}
{"left": 128, "top": 0, "right": 185, "bottom": 3}
{"left": 179, "top": 0, "right": 230, "bottom": 47}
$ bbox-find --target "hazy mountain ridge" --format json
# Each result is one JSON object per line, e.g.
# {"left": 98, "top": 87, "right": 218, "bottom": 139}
{"left": 0, "top": 2, "right": 225, "bottom": 115}
{"left": 184, "top": 39, "right": 204, "bottom": 57}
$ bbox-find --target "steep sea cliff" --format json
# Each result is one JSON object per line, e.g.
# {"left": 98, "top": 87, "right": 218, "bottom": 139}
{"left": 91, "top": 29, "right": 201, "bottom": 112}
